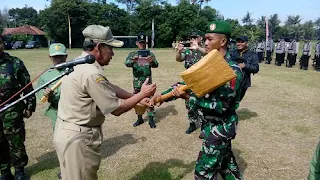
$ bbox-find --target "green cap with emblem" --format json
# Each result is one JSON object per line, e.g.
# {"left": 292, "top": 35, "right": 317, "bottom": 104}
{"left": 49, "top": 43, "right": 67, "bottom": 56}
{"left": 206, "top": 21, "right": 232, "bottom": 38}
{"left": 82, "top": 25, "right": 124, "bottom": 47}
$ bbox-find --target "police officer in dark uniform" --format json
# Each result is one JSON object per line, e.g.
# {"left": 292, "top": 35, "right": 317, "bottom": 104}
{"left": 231, "top": 36, "right": 259, "bottom": 100}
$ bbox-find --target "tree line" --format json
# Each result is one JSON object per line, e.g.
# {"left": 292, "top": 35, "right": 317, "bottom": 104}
{"left": 0, "top": 0, "right": 319, "bottom": 48}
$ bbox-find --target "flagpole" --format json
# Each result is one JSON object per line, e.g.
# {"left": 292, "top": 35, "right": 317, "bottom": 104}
{"left": 68, "top": 14, "right": 71, "bottom": 49}
{"left": 151, "top": 19, "right": 155, "bottom": 48}
{"left": 265, "top": 16, "right": 268, "bottom": 41}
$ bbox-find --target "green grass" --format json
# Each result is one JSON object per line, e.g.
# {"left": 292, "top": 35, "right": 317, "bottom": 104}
{"left": 3, "top": 48, "right": 320, "bottom": 180}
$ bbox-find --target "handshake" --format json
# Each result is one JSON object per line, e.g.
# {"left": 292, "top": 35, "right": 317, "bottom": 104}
{"left": 137, "top": 79, "right": 189, "bottom": 109}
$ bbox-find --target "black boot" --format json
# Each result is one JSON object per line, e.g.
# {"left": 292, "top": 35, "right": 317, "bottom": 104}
{"left": 185, "top": 122, "right": 197, "bottom": 134}
{"left": 14, "top": 167, "right": 29, "bottom": 180}
{"left": 57, "top": 171, "right": 61, "bottom": 179}
{"left": 148, "top": 116, "right": 156, "bottom": 128}
{"left": 0, "top": 167, "right": 14, "bottom": 180}
{"left": 133, "top": 115, "right": 144, "bottom": 127}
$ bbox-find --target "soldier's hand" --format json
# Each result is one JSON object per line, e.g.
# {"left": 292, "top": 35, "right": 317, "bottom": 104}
{"left": 23, "top": 109, "right": 32, "bottom": 118}
{"left": 146, "top": 56, "right": 153, "bottom": 63}
{"left": 238, "top": 63, "right": 245, "bottom": 69}
{"left": 189, "top": 39, "right": 199, "bottom": 50}
{"left": 177, "top": 43, "right": 184, "bottom": 53}
{"left": 132, "top": 55, "right": 138, "bottom": 62}
{"left": 43, "top": 88, "right": 54, "bottom": 98}
{"left": 172, "top": 85, "right": 190, "bottom": 99}
{"left": 151, "top": 93, "right": 164, "bottom": 107}
{"left": 139, "top": 98, "right": 153, "bottom": 107}
{"left": 140, "top": 78, "right": 156, "bottom": 97}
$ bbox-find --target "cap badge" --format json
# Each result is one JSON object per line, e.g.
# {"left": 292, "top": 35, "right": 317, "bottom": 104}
{"left": 210, "top": 24, "right": 216, "bottom": 31}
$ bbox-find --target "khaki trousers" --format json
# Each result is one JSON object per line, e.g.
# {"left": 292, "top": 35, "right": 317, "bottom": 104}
{"left": 53, "top": 118, "right": 102, "bottom": 180}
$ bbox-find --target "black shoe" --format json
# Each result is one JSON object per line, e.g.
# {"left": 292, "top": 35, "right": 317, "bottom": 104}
{"left": 148, "top": 117, "right": 156, "bottom": 128}
{"left": 186, "top": 123, "right": 197, "bottom": 134}
{"left": 0, "top": 172, "right": 14, "bottom": 180}
{"left": 14, "top": 167, "right": 29, "bottom": 180}
{"left": 133, "top": 115, "right": 144, "bottom": 127}
{"left": 57, "top": 172, "right": 61, "bottom": 179}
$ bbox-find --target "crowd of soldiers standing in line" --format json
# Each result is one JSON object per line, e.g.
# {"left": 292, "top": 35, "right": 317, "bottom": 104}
{"left": 173, "top": 37, "right": 320, "bottom": 72}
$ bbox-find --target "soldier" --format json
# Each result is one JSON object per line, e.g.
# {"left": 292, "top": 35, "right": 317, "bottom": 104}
{"left": 125, "top": 33, "right": 159, "bottom": 128}
{"left": 36, "top": 43, "right": 68, "bottom": 179}
{"left": 175, "top": 30, "right": 203, "bottom": 134}
{"left": 154, "top": 20, "right": 243, "bottom": 180}
{"left": 308, "top": 138, "right": 320, "bottom": 180}
{"left": 275, "top": 38, "right": 285, "bottom": 66}
{"left": 0, "top": 35, "right": 36, "bottom": 180}
{"left": 265, "top": 36, "right": 273, "bottom": 64}
{"left": 231, "top": 35, "right": 259, "bottom": 101}
{"left": 36, "top": 43, "right": 67, "bottom": 130}
{"left": 256, "top": 39, "right": 265, "bottom": 63}
{"left": 314, "top": 40, "right": 320, "bottom": 72}
{"left": 301, "top": 39, "right": 312, "bottom": 70}
{"left": 53, "top": 25, "right": 156, "bottom": 180}
{"left": 287, "top": 38, "right": 297, "bottom": 68}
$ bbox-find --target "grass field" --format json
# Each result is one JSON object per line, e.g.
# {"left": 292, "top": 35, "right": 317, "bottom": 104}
{"left": 4, "top": 48, "right": 320, "bottom": 180}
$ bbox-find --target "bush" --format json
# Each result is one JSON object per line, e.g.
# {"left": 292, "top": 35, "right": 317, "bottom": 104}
{"left": 9, "top": 34, "right": 33, "bottom": 43}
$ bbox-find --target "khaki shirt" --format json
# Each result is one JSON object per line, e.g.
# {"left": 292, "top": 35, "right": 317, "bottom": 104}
{"left": 57, "top": 52, "right": 122, "bottom": 126}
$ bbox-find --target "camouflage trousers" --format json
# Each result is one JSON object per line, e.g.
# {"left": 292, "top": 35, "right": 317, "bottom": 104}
{"left": 0, "top": 115, "right": 28, "bottom": 173}
{"left": 134, "top": 87, "right": 154, "bottom": 117}
{"left": 185, "top": 99, "right": 200, "bottom": 124}
{"left": 195, "top": 121, "right": 242, "bottom": 180}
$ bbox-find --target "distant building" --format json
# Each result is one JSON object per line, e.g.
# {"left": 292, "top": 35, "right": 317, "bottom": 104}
{"left": 2, "top": 25, "right": 48, "bottom": 47}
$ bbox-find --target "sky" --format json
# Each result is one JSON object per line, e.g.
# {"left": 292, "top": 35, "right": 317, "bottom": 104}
{"left": 1, "top": 0, "right": 319, "bottom": 24}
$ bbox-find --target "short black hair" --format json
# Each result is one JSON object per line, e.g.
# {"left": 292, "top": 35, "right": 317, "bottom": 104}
{"left": 83, "top": 39, "right": 97, "bottom": 51}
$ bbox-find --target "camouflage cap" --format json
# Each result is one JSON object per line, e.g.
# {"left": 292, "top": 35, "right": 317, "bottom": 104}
{"left": 49, "top": 43, "right": 67, "bottom": 56}
{"left": 82, "top": 25, "right": 124, "bottom": 47}
{"left": 206, "top": 21, "right": 232, "bottom": 37}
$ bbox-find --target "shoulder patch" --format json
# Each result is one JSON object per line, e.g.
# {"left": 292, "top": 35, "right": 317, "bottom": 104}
{"left": 95, "top": 77, "right": 105, "bottom": 83}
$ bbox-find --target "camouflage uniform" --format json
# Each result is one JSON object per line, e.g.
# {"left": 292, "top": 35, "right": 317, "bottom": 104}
{"left": 125, "top": 50, "right": 159, "bottom": 122}
{"left": 0, "top": 52, "right": 36, "bottom": 177}
{"left": 161, "top": 52, "right": 243, "bottom": 179}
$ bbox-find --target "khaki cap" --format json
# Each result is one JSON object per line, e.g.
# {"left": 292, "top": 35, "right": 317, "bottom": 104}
{"left": 82, "top": 25, "right": 124, "bottom": 47}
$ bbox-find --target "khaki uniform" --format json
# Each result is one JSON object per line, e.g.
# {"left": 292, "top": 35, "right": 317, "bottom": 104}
{"left": 53, "top": 51, "right": 122, "bottom": 180}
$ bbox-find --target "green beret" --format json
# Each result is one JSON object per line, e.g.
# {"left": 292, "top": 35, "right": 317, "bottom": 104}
{"left": 206, "top": 21, "right": 232, "bottom": 37}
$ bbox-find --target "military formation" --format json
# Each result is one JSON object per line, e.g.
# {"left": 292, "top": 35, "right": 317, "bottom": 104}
{"left": 240, "top": 37, "right": 320, "bottom": 71}
{"left": 0, "top": 19, "right": 319, "bottom": 180}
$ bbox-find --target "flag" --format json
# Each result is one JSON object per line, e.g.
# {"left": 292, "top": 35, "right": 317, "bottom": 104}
{"left": 151, "top": 19, "right": 155, "bottom": 48}
{"left": 68, "top": 14, "right": 72, "bottom": 49}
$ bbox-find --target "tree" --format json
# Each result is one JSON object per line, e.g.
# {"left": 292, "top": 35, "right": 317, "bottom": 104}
{"left": 8, "top": 5, "right": 39, "bottom": 27}
{"left": 315, "top": 17, "right": 320, "bottom": 39}
{"left": 242, "top": 12, "right": 254, "bottom": 26}
{"left": 39, "top": 0, "right": 90, "bottom": 46}
{"left": 268, "top": 14, "right": 281, "bottom": 39}
{"left": 0, "top": 7, "right": 9, "bottom": 33}
{"left": 285, "top": 15, "right": 302, "bottom": 39}
{"left": 116, "top": 0, "right": 140, "bottom": 13}
{"left": 301, "top": 20, "right": 315, "bottom": 40}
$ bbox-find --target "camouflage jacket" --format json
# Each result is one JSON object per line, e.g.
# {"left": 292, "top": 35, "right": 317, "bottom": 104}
{"left": 161, "top": 52, "right": 243, "bottom": 124}
{"left": 0, "top": 52, "right": 36, "bottom": 112}
{"left": 125, "top": 50, "right": 159, "bottom": 88}
{"left": 181, "top": 48, "right": 202, "bottom": 69}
